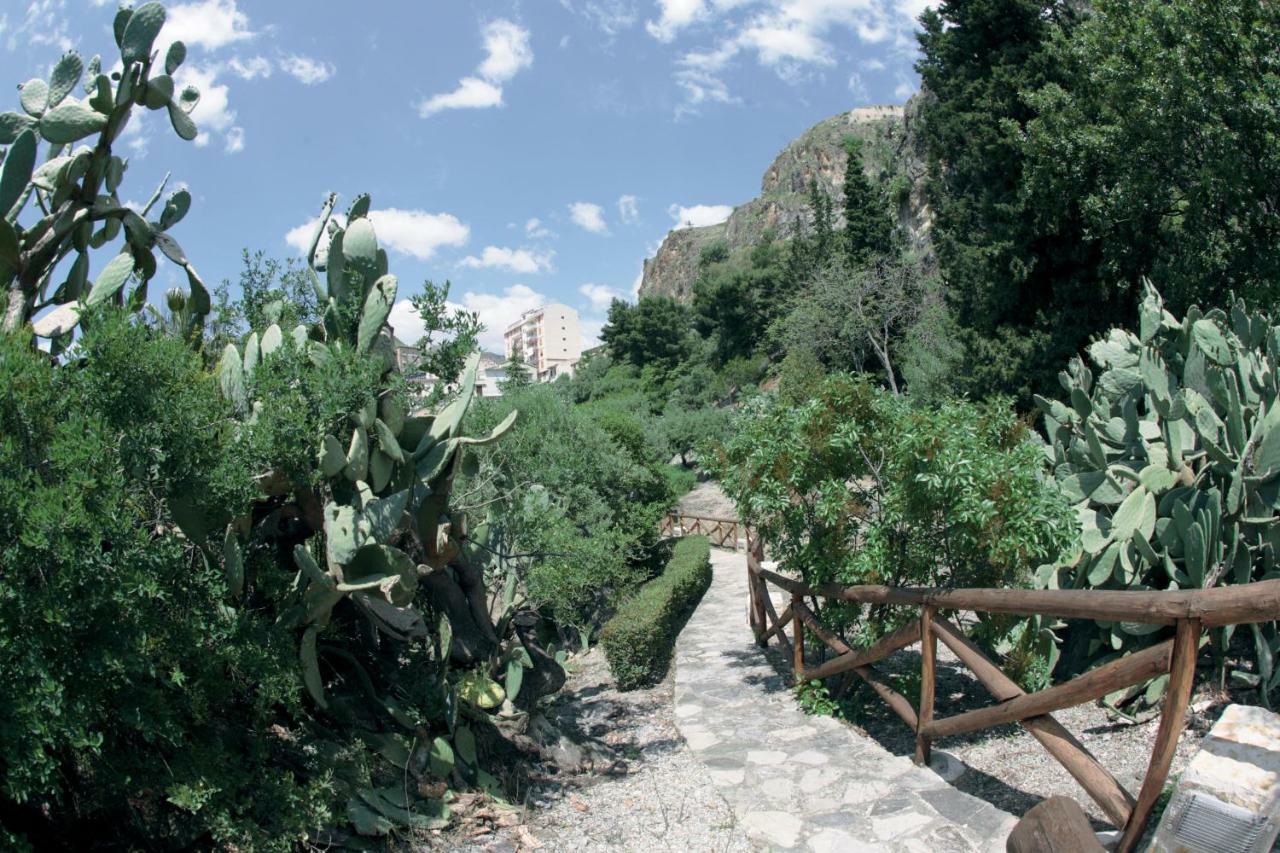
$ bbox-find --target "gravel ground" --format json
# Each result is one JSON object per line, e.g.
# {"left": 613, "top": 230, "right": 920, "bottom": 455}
{"left": 677, "top": 480, "right": 740, "bottom": 520}
{"left": 827, "top": 631, "right": 1228, "bottom": 830}
{"left": 450, "top": 648, "right": 754, "bottom": 852}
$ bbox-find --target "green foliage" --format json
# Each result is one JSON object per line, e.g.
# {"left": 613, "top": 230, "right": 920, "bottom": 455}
{"left": 0, "top": 196, "right": 525, "bottom": 847}
{"left": 692, "top": 237, "right": 790, "bottom": 365}
{"left": 840, "top": 136, "right": 893, "bottom": 267}
{"left": 463, "top": 384, "right": 675, "bottom": 639}
{"left": 600, "top": 296, "right": 694, "bottom": 381}
{"left": 715, "top": 376, "right": 1075, "bottom": 649}
{"left": 1, "top": 1, "right": 209, "bottom": 343}
{"left": 600, "top": 536, "right": 713, "bottom": 690}
{"left": 1022, "top": 0, "right": 1280, "bottom": 316}
{"left": 776, "top": 347, "right": 827, "bottom": 405}
{"left": 0, "top": 313, "right": 328, "bottom": 848}
{"left": 916, "top": 0, "right": 1085, "bottom": 403}
{"left": 209, "top": 250, "right": 320, "bottom": 345}
{"left": 1038, "top": 284, "right": 1280, "bottom": 709}
{"left": 407, "top": 278, "right": 482, "bottom": 393}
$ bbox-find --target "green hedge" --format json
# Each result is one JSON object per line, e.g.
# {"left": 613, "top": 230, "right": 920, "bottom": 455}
{"left": 601, "top": 536, "right": 713, "bottom": 690}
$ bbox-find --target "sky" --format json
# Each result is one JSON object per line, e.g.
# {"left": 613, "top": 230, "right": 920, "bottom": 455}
{"left": 1, "top": 0, "right": 931, "bottom": 351}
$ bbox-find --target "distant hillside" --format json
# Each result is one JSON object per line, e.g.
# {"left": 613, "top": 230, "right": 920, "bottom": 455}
{"left": 639, "top": 101, "right": 931, "bottom": 303}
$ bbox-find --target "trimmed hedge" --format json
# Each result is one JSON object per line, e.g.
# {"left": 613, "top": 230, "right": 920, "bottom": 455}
{"left": 601, "top": 535, "right": 713, "bottom": 690}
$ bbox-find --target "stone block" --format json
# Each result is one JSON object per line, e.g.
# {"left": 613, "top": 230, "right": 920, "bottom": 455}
{"left": 1149, "top": 703, "right": 1280, "bottom": 853}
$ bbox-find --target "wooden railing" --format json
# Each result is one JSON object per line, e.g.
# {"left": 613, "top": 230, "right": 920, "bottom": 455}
{"left": 745, "top": 538, "right": 1280, "bottom": 853}
{"left": 659, "top": 512, "right": 745, "bottom": 550}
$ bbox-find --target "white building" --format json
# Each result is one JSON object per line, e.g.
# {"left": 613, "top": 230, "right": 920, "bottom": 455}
{"left": 503, "top": 304, "right": 581, "bottom": 382}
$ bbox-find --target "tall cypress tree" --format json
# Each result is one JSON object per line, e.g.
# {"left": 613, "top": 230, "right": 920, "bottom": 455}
{"left": 841, "top": 137, "right": 892, "bottom": 267}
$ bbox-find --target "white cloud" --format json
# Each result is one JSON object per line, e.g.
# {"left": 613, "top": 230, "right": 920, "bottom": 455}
{"left": 8, "top": 0, "right": 74, "bottom": 53}
{"left": 388, "top": 299, "right": 428, "bottom": 346}
{"left": 668, "top": 203, "right": 733, "bottom": 229}
{"left": 459, "top": 246, "right": 554, "bottom": 274}
{"left": 579, "top": 282, "right": 624, "bottom": 311}
{"left": 646, "top": 0, "right": 706, "bottom": 41}
{"left": 525, "top": 217, "right": 555, "bottom": 239}
{"left": 848, "top": 71, "right": 867, "bottom": 100}
{"left": 477, "top": 20, "right": 534, "bottom": 82}
{"left": 893, "top": 71, "right": 917, "bottom": 100}
{"left": 655, "top": 0, "right": 932, "bottom": 113}
{"left": 861, "top": 57, "right": 886, "bottom": 71}
{"left": 418, "top": 19, "right": 532, "bottom": 118}
{"left": 631, "top": 271, "right": 643, "bottom": 298}
{"left": 162, "top": 0, "right": 255, "bottom": 51}
{"left": 569, "top": 202, "right": 609, "bottom": 234}
{"left": 418, "top": 77, "right": 504, "bottom": 117}
{"left": 580, "top": 317, "right": 605, "bottom": 350}
{"left": 224, "top": 125, "right": 244, "bottom": 153}
{"left": 285, "top": 207, "right": 470, "bottom": 261}
{"left": 279, "top": 55, "right": 335, "bottom": 85}
{"left": 226, "top": 55, "right": 271, "bottom": 80}
{"left": 617, "top": 194, "right": 639, "bottom": 224}
{"left": 560, "top": 0, "right": 638, "bottom": 36}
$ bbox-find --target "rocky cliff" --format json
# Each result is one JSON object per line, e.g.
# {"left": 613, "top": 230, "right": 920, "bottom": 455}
{"left": 639, "top": 101, "right": 930, "bottom": 303}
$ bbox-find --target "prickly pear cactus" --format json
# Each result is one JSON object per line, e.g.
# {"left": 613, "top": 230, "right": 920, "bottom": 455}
{"left": 208, "top": 194, "right": 535, "bottom": 837}
{"left": 1, "top": 2, "right": 207, "bottom": 345}
{"left": 1038, "top": 282, "right": 1280, "bottom": 711}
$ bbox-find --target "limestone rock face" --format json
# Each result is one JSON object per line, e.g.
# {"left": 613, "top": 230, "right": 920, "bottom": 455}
{"left": 638, "top": 100, "right": 931, "bottom": 303}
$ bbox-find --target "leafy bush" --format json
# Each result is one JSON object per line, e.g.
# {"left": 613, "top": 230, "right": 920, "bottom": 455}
{"left": 463, "top": 385, "right": 675, "bottom": 643}
{"left": 714, "top": 376, "right": 1075, "bottom": 673}
{"left": 0, "top": 314, "right": 327, "bottom": 848}
{"left": 601, "top": 536, "right": 713, "bottom": 690}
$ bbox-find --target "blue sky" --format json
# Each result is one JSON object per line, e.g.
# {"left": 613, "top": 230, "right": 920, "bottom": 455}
{"left": 1, "top": 0, "right": 929, "bottom": 350}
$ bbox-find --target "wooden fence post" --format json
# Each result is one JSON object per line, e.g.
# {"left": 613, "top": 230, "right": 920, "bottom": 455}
{"left": 916, "top": 606, "right": 936, "bottom": 766}
{"left": 791, "top": 593, "right": 805, "bottom": 680}
{"left": 1116, "top": 618, "right": 1200, "bottom": 853}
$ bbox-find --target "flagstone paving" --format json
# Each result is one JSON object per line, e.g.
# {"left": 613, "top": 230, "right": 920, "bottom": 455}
{"left": 673, "top": 548, "right": 1018, "bottom": 852}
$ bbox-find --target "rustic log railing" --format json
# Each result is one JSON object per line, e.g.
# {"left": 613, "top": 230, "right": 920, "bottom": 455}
{"left": 659, "top": 511, "right": 745, "bottom": 550}
{"left": 744, "top": 537, "right": 1280, "bottom": 853}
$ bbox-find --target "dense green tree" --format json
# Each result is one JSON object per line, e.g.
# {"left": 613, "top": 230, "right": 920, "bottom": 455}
{"left": 407, "top": 278, "right": 483, "bottom": 389}
{"left": 501, "top": 349, "right": 534, "bottom": 392}
{"left": 209, "top": 250, "right": 320, "bottom": 347}
{"left": 841, "top": 137, "right": 893, "bottom": 266}
{"left": 916, "top": 0, "right": 1084, "bottom": 402}
{"left": 599, "top": 296, "right": 693, "bottom": 378}
{"left": 1021, "top": 0, "right": 1280, "bottom": 312}
{"left": 692, "top": 238, "right": 789, "bottom": 364}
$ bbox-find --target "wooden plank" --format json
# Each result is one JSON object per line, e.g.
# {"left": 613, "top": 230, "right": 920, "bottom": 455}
{"left": 759, "top": 582, "right": 792, "bottom": 663}
{"left": 820, "top": 579, "right": 1280, "bottom": 628}
{"left": 857, "top": 664, "right": 919, "bottom": 730}
{"left": 1116, "top": 618, "right": 1200, "bottom": 853}
{"left": 788, "top": 602, "right": 919, "bottom": 730}
{"left": 1007, "top": 796, "right": 1106, "bottom": 853}
{"left": 933, "top": 618, "right": 1135, "bottom": 829}
{"left": 916, "top": 606, "right": 936, "bottom": 766}
{"left": 792, "top": 593, "right": 805, "bottom": 678}
{"left": 760, "top": 603, "right": 793, "bottom": 644}
{"left": 798, "top": 617, "right": 921, "bottom": 682}
{"left": 923, "top": 638, "right": 1174, "bottom": 740}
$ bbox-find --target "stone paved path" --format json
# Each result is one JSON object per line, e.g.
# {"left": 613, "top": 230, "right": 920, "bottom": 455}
{"left": 673, "top": 548, "right": 1018, "bottom": 852}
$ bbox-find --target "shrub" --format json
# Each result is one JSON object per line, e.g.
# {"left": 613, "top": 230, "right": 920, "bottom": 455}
{"left": 0, "top": 314, "right": 327, "bottom": 848}
{"left": 714, "top": 376, "right": 1075, "bottom": 672}
{"left": 601, "top": 536, "right": 713, "bottom": 690}
{"left": 463, "top": 385, "right": 676, "bottom": 644}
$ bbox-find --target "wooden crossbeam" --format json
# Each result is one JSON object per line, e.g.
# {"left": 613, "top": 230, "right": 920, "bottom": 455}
{"left": 923, "top": 638, "right": 1173, "bottom": 740}
{"left": 932, "top": 617, "right": 1136, "bottom": 829}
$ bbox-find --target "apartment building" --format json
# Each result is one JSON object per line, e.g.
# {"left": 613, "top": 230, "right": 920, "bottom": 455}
{"left": 503, "top": 304, "right": 581, "bottom": 382}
